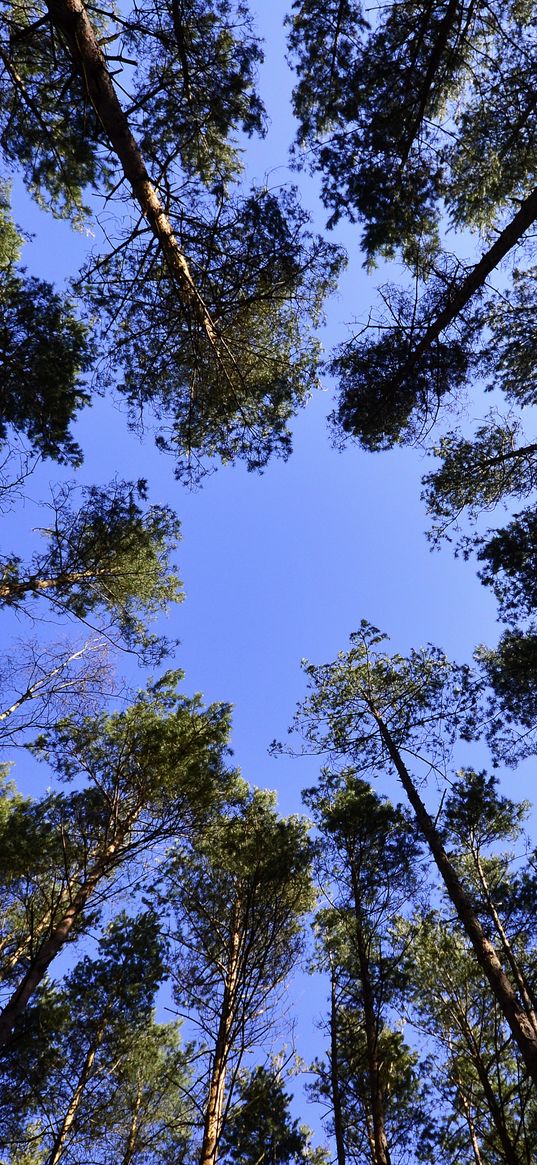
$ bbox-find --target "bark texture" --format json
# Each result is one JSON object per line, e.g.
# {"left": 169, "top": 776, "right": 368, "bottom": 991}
{"left": 370, "top": 702, "right": 537, "bottom": 1088}
{"left": 45, "top": 0, "right": 220, "bottom": 347}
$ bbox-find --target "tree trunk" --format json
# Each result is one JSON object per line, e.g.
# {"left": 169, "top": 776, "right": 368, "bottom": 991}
{"left": 329, "top": 962, "right": 347, "bottom": 1165}
{"left": 45, "top": 0, "right": 219, "bottom": 348}
{"left": 459, "top": 1091, "right": 485, "bottom": 1165}
{"left": 455, "top": 1003, "right": 523, "bottom": 1165}
{"left": 472, "top": 847, "right": 537, "bottom": 1033}
{"left": 122, "top": 1088, "right": 143, "bottom": 1165}
{"left": 370, "top": 702, "right": 537, "bottom": 1087}
{"left": 199, "top": 900, "right": 242, "bottom": 1165}
{"left": 349, "top": 861, "right": 392, "bottom": 1165}
{"left": 406, "top": 185, "right": 537, "bottom": 362}
{"left": 0, "top": 568, "right": 113, "bottom": 602}
{"left": 47, "top": 1019, "right": 107, "bottom": 1165}
{"left": 399, "top": 0, "right": 463, "bottom": 167}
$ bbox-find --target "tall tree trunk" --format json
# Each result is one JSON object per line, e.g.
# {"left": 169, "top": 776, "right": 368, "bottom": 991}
{"left": 369, "top": 701, "right": 537, "bottom": 1087}
{"left": 459, "top": 1090, "right": 485, "bottom": 1165}
{"left": 199, "top": 900, "right": 242, "bottom": 1165}
{"left": 455, "top": 1002, "right": 523, "bottom": 1165}
{"left": 399, "top": 0, "right": 464, "bottom": 167}
{"left": 329, "top": 961, "right": 347, "bottom": 1165}
{"left": 45, "top": 0, "right": 220, "bottom": 349}
{"left": 349, "top": 862, "right": 392, "bottom": 1165}
{"left": 472, "top": 847, "right": 537, "bottom": 1031}
{"left": 0, "top": 568, "right": 116, "bottom": 602}
{"left": 122, "top": 1087, "right": 143, "bottom": 1165}
{"left": 47, "top": 1019, "right": 107, "bottom": 1165}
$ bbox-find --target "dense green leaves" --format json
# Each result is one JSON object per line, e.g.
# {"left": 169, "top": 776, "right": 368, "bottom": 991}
{"left": 0, "top": 267, "right": 91, "bottom": 464}
{"left": 90, "top": 186, "right": 342, "bottom": 480}
{"left": 0, "top": 480, "right": 183, "bottom": 659}
{"left": 220, "top": 1067, "right": 321, "bottom": 1165}
{"left": 289, "top": 0, "right": 537, "bottom": 261}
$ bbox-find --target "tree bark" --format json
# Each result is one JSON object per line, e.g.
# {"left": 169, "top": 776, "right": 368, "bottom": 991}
{"left": 47, "top": 1019, "right": 107, "bottom": 1165}
{"left": 122, "top": 1087, "right": 143, "bottom": 1165}
{"left": 459, "top": 1091, "right": 485, "bottom": 1165}
{"left": 0, "top": 568, "right": 113, "bottom": 602}
{"left": 349, "top": 861, "right": 392, "bottom": 1165}
{"left": 472, "top": 847, "right": 537, "bottom": 1035}
{"left": 45, "top": 0, "right": 219, "bottom": 347}
{"left": 0, "top": 816, "right": 137, "bottom": 1047}
{"left": 455, "top": 1003, "right": 523, "bottom": 1165}
{"left": 329, "top": 961, "right": 347, "bottom": 1165}
{"left": 399, "top": 0, "right": 463, "bottom": 167}
{"left": 406, "top": 185, "right": 537, "bottom": 364}
{"left": 199, "top": 900, "right": 242, "bottom": 1165}
{"left": 369, "top": 702, "right": 537, "bottom": 1087}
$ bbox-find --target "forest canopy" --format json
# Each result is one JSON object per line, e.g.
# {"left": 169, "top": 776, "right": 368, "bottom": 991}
{"left": 0, "top": 1, "right": 536, "bottom": 1164}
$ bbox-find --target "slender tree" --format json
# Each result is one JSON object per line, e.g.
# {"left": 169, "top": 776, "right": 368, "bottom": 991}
{"left": 283, "top": 622, "right": 537, "bottom": 1086}
{"left": 305, "top": 770, "right": 428, "bottom": 1165}
{"left": 0, "top": 912, "right": 194, "bottom": 1165}
{"left": 165, "top": 787, "right": 314, "bottom": 1165}
{"left": 0, "top": 0, "right": 342, "bottom": 481}
{"left": 220, "top": 1065, "right": 325, "bottom": 1165}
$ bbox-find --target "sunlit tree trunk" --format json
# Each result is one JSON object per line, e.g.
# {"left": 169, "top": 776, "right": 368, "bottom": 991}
{"left": 47, "top": 1019, "right": 107, "bottom": 1165}
{"left": 199, "top": 900, "right": 242, "bottom": 1165}
{"left": 369, "top": 701, "right": 537, "bottom": 1087}
{"left": 0, "top": 814, "right": 137, "bottom": 1047}
{"left": 45, "top": 0, "right": 220, "bottom": 349}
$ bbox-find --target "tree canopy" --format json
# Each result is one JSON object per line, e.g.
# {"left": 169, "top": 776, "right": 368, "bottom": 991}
{"left": 1, "top": 1, "right": 537, "bottom": 1164}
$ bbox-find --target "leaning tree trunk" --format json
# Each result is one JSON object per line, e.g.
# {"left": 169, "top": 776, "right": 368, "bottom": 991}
{"left": 47, "top": 1018, "right": 107, "bottom": 1165}
{"left": 405, "top": 185, "right": 537, "bottom": 366}
{"left": 45, "top": 0, "right": 220, "bottom": 350}
{"left": 370, "top": 701, "right": 537, "bottom": 1088}
{"left": 455, "top": 1002, "right": 522, "bottom": 1165}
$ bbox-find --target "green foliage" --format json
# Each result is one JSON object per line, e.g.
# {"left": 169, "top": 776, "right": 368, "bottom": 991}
{"left": 477, "top": 631, "right": 537, "bottom": 742}
{"left": 403, "top": 909, "right": 537, "bottom": 1164}
{"left": 289, "top": 1, "right": 537, "bottom": 708}
{"left": 305, "top": 771, "right": 428, "bottom": 1165}
{"left": 485, "top": 268, "right": 537, "bottom": 407}
{"left": 284, "top": 620, "right": 480, "bottom": 772}
{"left": 33, "top": 669, "right": 234, "bottom": 820}
{"left": 124, "top": 0, "right": 266, "bottom": 186}
{"left": 0, "top": 268, "right": 91, "bottom": 464}
{"left": 0, "top": 0, "right": 341, "bottom": 481}
{"left": 0, "top": 182, "right": 22, "bottom": 266}
{"left": 422, "top": 416, "right": 537, "bottom": 540}
{"left": 89, "top": 187, "right": 343, "bottom": 481}
{"left": 220, "top": 1066, "right": 320, "bottom": 1165}
{"left": 165, "top": 788, "right": 313, "bottom": 1107}
{"left": 477, "top": 507, "right": 537, "bottom": 623}
{"left": 331, "top": 306, "right": 473, "bottom": 452}
{"left": 0, "top": 480, "right": 183, "bottom": 658}
{"left": 0, "top": 0, "right": 106, "bottom": 219}
{"left": 0, "top": 914, "right": 194, "bottom": 1165}
{"left": 289, "top": 0, "right": 537, "bottom": 261}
